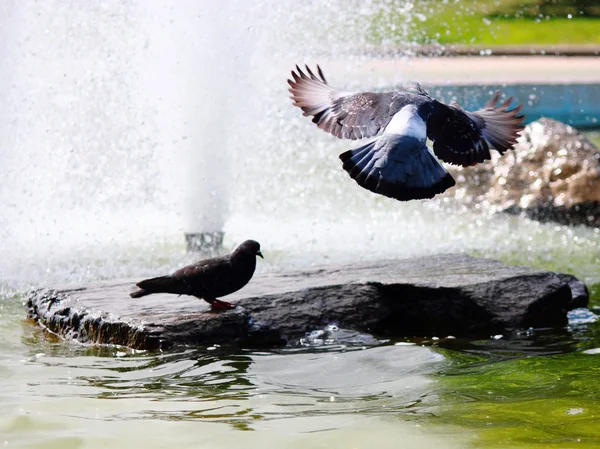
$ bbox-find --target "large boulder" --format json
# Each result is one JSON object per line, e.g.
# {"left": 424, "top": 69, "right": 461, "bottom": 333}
{"left": 450, "top": 118, "right": 600, "bottom": 226}
{"left": 26, "top": 255, "right": 587, "bottom": 350}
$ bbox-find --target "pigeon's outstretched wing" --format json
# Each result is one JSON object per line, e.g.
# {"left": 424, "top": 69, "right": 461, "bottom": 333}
{"left": 288, "top": 65, "right": 413, "bottom": 140}
{"left": 427, "top": 93, "right": 525, "bottom": 167}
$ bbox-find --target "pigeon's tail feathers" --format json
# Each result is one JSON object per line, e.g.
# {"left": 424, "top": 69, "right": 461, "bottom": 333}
{"left": 340, "top": 140, "right": 378, "bottom": 185}
{"left": 340, "top": 137, "right": 455, "bottom": 201}
{"left": 130, "top": 289, "right": 149, "bottom": 298}
{"left": 130, "top": 276, "right": 186, "bottom": 298}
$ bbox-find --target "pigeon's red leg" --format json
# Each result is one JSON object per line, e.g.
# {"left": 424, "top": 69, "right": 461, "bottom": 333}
{"left": 207, "top": 298, "right": 236, "bottom": 310}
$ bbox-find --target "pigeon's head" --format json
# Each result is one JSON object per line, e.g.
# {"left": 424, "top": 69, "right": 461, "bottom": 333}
{"left": 401, "top": 81, "right": 428, "bottom": 96}
{"left": 237, "top": 239, "right": 263, "bottom": 259}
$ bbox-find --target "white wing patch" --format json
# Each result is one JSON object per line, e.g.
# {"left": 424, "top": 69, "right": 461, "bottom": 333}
{"left": 383, "top": 104, "right": 426, "bottom": 141}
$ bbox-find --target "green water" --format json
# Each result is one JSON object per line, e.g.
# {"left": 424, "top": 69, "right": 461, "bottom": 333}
{"left": 438, "top": 350, "right": 600, "bottom": 448}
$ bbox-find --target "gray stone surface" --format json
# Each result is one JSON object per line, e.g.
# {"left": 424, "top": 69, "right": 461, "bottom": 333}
{"left": 26, "top": 254, "right": 588, "bottom": 350}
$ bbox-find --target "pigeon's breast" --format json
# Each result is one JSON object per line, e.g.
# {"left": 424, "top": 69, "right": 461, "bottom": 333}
{"left": 210, "top": 258, "right": 257, "bottom": 298}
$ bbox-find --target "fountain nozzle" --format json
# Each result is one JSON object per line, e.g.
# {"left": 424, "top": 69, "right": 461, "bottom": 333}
{"left": 185, "top": 232, "right": 224, "bottom": 252}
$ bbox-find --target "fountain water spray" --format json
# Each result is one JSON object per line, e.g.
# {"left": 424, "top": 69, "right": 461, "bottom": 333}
{"left": 2, "top": 1, "right": 598, "bottom": 292}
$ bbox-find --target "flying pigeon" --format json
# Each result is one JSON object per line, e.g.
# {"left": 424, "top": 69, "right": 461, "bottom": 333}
{"left": 288, "top": 65, "right": 525, "bottom": 201}
{"left": 130, "top": 240, "right": 263, "bottom": 310}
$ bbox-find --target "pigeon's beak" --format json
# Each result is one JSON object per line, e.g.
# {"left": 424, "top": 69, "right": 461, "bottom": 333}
{"left": 257, "top": 251, "right": 264, "bottom": 259}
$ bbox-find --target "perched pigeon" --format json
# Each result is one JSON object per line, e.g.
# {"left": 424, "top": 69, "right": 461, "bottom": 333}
{"left": 288, "top": 65, "right": 525, "bottom": 201}
{"left": 130, "top": 240, "right": 263, "bottom": 310}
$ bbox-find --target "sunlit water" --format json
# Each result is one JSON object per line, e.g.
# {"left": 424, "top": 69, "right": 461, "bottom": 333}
{"left": 1, "top": 1, "right": 600, "bottom": 448}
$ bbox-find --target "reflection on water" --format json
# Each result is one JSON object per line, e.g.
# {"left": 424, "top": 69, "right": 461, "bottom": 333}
{"left": 3, "top": 292, "right": 600, "bottom": 448}
{"left": 1, "top": 298, "right": 462, "bottom": 448}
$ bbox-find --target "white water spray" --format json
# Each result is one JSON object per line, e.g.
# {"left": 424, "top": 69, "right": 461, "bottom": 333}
{"left": 0, "top": 1, "right": 598, "bottom": 291}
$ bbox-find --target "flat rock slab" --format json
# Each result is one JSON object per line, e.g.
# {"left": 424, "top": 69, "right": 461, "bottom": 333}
{"left": 26, "top": 254, "right": 588, "bottom": 350}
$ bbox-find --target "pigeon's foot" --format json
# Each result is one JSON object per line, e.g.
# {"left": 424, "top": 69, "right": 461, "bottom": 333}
{"left": 210, "top": 299, "right": 237, "bottom": 310}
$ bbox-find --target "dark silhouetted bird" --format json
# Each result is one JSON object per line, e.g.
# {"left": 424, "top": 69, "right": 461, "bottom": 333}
{"left": 130, "top": 240, "right": 263, "bottom": 310}
{"left": 288, "top": 65, "right": 525, "bottom": 201}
